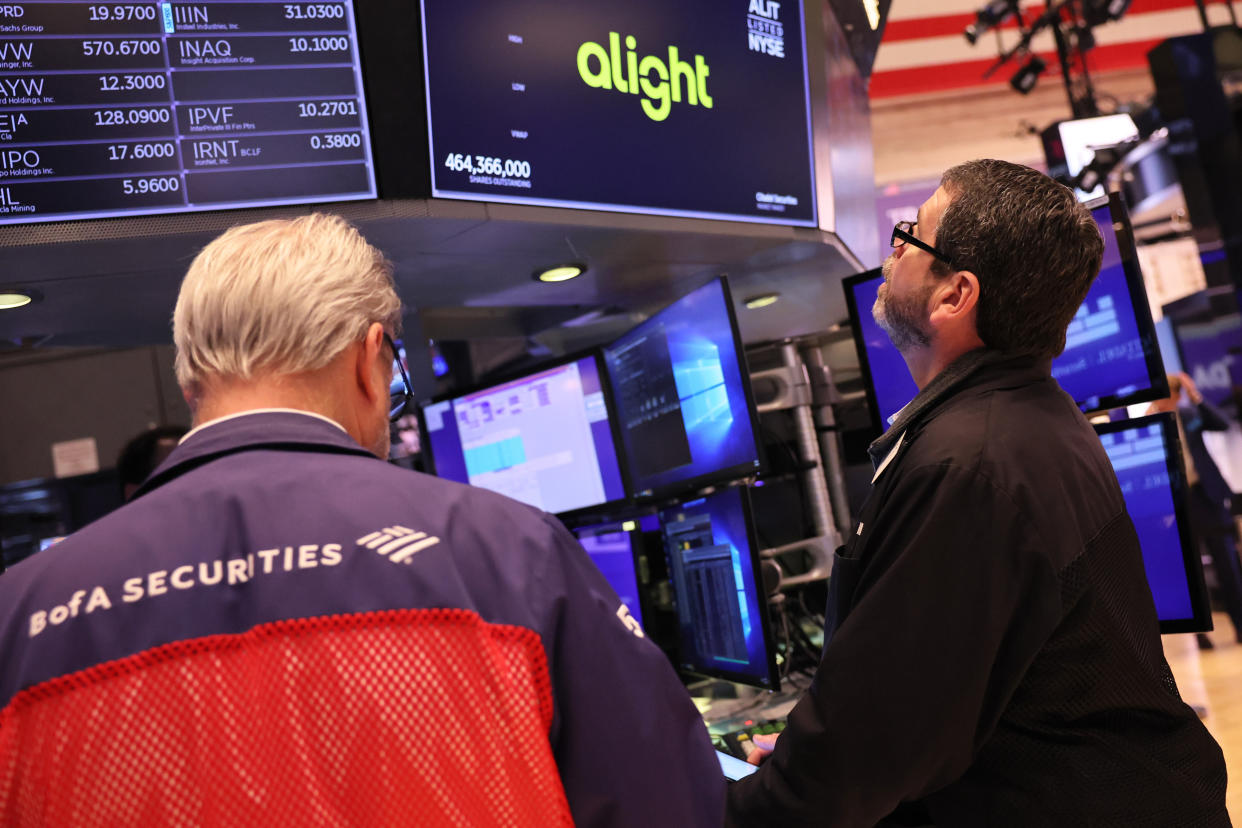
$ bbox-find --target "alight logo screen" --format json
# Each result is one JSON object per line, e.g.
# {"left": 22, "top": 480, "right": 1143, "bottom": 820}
{"left": 577, "top": 34, "right": 712, "bottom": 122}
{"left": 420, "top": 0, "right": 816, "bottom": 226}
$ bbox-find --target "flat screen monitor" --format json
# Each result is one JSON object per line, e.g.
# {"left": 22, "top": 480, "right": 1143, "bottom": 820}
{"left": 844, "top": 191, "right": 1168, "bottom": 431}
{"left": 420, "top": 353, "right": 627, "bottom": 516}
{"left": 658, "top": 486, "right": 778, "bottom": 689}
{"left": 1056, "top": 113, "right": 1139, "bottom": 201}
{"left": 418, "top": 0, "right": 816, "bottom": 225}
{"left": 0, "top": 1, "right": 376, "bottom": 225}
{"left": 603, "top": 277, "right": 762, "bottom": 498}
{"left": 571, "top": 519, "right": 647, "bottom": 628}
{"left": 1095, "top": 413, "right": 1212, "bottom": 633}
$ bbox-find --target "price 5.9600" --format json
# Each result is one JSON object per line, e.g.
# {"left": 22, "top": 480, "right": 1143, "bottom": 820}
{"left": 122, "top": 176, "right": 179, "bottom": 195}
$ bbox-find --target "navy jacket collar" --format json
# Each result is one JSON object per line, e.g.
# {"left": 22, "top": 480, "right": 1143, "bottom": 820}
{"left": 133, "top": 410, "right": 377, "bottom": 499}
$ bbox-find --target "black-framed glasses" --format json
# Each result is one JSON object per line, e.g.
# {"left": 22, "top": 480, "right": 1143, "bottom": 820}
{"left": 384, "top": 332, "right": 413, "bottom": 422}
{"left": 891, "top": 221, "right": 956, "bottom": 269}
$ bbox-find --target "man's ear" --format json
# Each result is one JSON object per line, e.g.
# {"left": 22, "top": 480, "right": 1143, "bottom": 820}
{"left": 355, "top": 321, "right": 387, "bottom": 403}
{"left": 929, "top": 270, "right": 981, "bottom": 326}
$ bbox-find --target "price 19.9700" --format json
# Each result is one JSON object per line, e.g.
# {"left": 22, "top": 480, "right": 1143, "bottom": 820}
{"left": 443, "top": 153, "right": 531, "bottom": 179}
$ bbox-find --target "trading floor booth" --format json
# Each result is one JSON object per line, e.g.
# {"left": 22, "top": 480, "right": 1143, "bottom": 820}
{"left": 0, "top": 0, "right": 881, "bottom": 778}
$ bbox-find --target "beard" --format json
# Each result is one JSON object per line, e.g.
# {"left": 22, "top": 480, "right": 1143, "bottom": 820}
{"left": 873, "top": 257, "right": 933, "bottom": 352}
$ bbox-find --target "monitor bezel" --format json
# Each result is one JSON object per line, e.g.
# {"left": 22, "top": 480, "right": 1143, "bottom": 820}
{"left": 604, "top": 275, "right": 767, "bottom": 501}
{"left": 416, "top": 348, "right": 634, "bottom": 519}
{"left": 841, "top": 266, "right": 888, "bottom": 436}
{"left": 568, "top": 516, "right": 656, "bottom": 631}
{"left": 1076, "top": 191, "right": 1170, "bottom": 414}
{"left": 1093, "top": 412, "right": 1213, "bottom": 634}
{"left": 658, "top": 484, "right": 780, "bottom": 690}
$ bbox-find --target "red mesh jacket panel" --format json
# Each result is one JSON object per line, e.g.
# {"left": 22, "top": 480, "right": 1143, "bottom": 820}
{"left": 0, "top": 608, "right": 573, "bottom": 827}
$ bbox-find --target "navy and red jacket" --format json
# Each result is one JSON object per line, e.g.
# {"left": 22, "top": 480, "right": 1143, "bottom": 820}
{"left": 0, "top": 410, "right": 724, "bottom": 826}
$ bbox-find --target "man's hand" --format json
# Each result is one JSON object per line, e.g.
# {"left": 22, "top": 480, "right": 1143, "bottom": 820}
{"left": 1179, "top": 372, "right": 1204, "bottom": 405}
{"left": 747, "top": 732, "right": 780, "bottom": 766}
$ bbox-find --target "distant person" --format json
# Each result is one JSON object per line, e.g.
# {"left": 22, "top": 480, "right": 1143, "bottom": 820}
{"left": 728, "top": 160, "right": 1227, "bottom": 827}
{"left": 0, "top": 214, "right": 724, "bottom": 826}
{"left": 1148, "top": 371, "right": 1242, "bottom": 646}
{"left": 116, "top": 425, "right": 188, "bottom": 500}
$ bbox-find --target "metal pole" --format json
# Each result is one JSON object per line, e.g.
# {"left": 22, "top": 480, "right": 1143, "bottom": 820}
{"left": 1194, "top": 0, "right": 1211, "bottom": 30}
{"left": 780, "top": 342, "right": 838, "bottom": 545}
{"left": 799, "top": 343, "right": 852, "bottom": 540}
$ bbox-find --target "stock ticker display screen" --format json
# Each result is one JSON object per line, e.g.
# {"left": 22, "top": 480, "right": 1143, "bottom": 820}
{"left": 0, "top": 2, "right": 376, "bottom": 224}
{"left": 1049, "top": 200, "right": 1158, "bottom": 412}
{"left": 659, "top": 486, "right": 775, "bottom": 688}
{"left": 603, "top": 278, "right": 761, "bottom": 497}
{"left": 419, "top": 0, "right": 817, "bottom": 225}
{"left": 421, "top": 355, "right": 627, "bottom": 516}
{"left": 1097, "top": 417, "right": 1197, "bottom": 625}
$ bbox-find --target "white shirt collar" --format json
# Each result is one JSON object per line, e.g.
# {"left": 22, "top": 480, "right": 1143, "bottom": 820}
{"left": 872, "top": 433, "right": 904, "bottom": 484}
{"left": 180, "top": 408, "right": 348, "bottom": 445}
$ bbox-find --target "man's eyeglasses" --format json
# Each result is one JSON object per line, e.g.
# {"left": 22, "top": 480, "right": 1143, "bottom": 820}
{"left": 383, "top": 332, "right": 413, "bottom": 423}
{"left": 891, "top": 221, "right": 956, "bottom": 269}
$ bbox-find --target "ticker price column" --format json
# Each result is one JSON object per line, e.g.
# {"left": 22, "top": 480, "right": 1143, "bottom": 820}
{"left": 0, "top": 3, "right": 183, "bottom": 221}
{"left": 166, "top": 1, "right": 374, "bottom": 207}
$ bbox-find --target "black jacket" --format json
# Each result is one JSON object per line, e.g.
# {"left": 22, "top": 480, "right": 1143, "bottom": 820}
{"left": 727, "top": 351, "right": 1228, "bottom": 828}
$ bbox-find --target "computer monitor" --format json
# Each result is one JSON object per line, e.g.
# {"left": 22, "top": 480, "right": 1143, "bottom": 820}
{"left": 419, "top": 353, "right": 627, "bottom": 516}
{"left": 844, "top": 191, "right": 1168, "bottom": 431}
{"left": 603, "top": 277, "right": 763, "bottom": 498}
{"left": 1095, "top": 413, "right": 1212, "bottom": 633}
{"left": 571, "top": 519, "right": 649, "bottom": 629}
{"left": 658, "top": 486, "right": 778, "bottom": 689}
{"left": 1052, "top": 113, "right": 1139, "bottom": 201}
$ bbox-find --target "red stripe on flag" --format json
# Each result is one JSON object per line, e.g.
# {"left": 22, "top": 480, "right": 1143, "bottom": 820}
{"left": 882, "top": 0, "right": 1203, "bottom": 44}
{"left": 869, "top": 38, "right": 1166, "bottom": 98}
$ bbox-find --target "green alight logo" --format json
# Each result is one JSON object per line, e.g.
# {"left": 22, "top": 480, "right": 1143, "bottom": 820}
{"left": 577, "top": 33, "right": 713, "bottom": 122}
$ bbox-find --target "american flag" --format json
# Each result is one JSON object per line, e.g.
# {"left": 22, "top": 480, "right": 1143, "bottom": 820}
{"left": 872, "top": 0, "right": 1240, "bottom": 99}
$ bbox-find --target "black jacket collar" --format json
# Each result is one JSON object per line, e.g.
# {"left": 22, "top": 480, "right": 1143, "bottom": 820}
{"left": 132, "top": 410, "right": 377, "bottom": 499}
{"left": 868, "top": 349, "right": 1053, "bottom": 469}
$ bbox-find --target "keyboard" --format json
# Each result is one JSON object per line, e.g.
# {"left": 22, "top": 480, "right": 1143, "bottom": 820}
{"left": 711, "top": 719, "right": 787, "bottom": 761}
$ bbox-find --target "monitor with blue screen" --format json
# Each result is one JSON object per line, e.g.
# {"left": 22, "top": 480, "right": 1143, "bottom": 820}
{"left": 844, "top": 191, "right": 1168, "bottom": 431}
{"left": 571, "top": 520, "right": 647, "bottom": 629}
{"left": 603, "top": 277, "right": 763, "bottom": 498}
{"left": 658, "top": 486, "right": 778, "bottom": 689}
{"left": 419, "top": 354, "right": 627, "bottom": 516}
{"left": 1095, "top": 413, "right": 1211, "bottom": 633}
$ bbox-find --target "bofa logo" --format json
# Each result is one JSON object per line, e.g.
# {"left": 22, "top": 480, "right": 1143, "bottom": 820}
{"left": 576, "top": 33, "right": 712, "bottom": 122}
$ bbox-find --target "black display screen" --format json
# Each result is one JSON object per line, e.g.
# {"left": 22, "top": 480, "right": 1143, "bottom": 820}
{"left": 0, "top": 1, "right": 376, "bottom": 225}
{"left": 419, "top": 0, "right": 817, "bottom": 226}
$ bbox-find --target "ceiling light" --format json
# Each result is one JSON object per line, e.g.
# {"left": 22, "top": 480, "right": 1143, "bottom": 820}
{"left": 744, "top": 293, "right": 780, "bottom": 310}
{"left": 533, "top": 263, "right": 586, "bottom": 283}
{"left": 0, "top": 291, "right": 35, "bottom": 310}
{"left": 1009, "top": 55, "right": 1047, "bottom": 95}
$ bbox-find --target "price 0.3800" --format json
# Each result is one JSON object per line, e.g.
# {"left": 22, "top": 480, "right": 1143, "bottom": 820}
{"left": 444, "top": 153, "right": 531, "bottom": 179}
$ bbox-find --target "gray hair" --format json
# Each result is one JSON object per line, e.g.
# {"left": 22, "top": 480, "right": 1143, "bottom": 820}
{"left": 173, "top": 213, "right": 401, "bottom": 391}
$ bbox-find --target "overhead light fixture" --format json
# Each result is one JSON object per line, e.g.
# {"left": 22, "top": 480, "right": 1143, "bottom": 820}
{"left": 744, "top": 293, "right": 780, "bottom": 310}
{"left": 0, "top": 289, "right": 39, "bottom": 310}
{"left": 964, "top": 0, "right": 1019, "bottom": 45}
{"left": 533, "top": 263, "right": 586, "bottom": 283}
{"left": 1009, "top": 55, "right": 1047, "bottom": 95}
